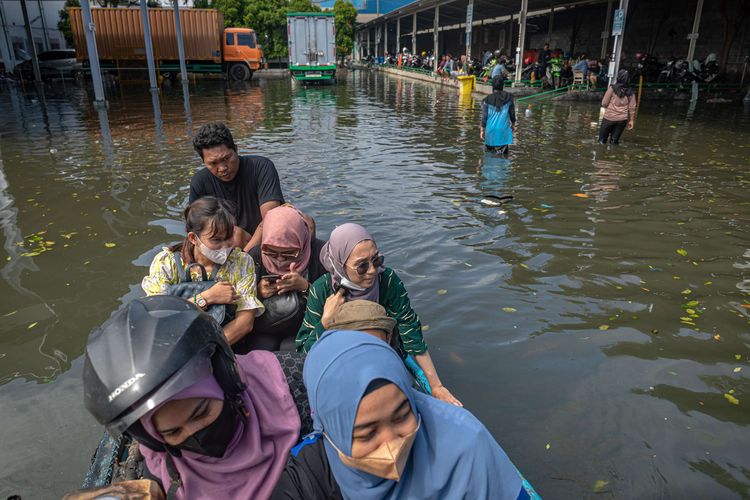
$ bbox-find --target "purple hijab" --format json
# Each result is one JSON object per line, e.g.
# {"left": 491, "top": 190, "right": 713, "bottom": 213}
{"left": 139, "top": 351, "right": 300, "bottom": 500}
{"left": 320, "top": 223, "right": 384, "bottom": 303}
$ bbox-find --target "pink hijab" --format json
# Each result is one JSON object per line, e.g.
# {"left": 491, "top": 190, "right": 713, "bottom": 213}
{"left": 261, "top": 205, "right": 312, "bottom": 276}
{"left": 139, "top": 351, "right": 300, "bottom": 500}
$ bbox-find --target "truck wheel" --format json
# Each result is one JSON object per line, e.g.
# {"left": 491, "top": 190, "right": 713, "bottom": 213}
{"left": 230, "top": 63, "right": 251, "bottom": 81}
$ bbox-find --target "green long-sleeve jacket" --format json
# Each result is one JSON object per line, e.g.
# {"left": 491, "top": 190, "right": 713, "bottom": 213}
{"left": 295, "top": 267, "right": 428, "bottom": 355}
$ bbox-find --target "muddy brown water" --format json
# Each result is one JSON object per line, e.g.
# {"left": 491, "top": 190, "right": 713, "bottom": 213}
{"left": 0, "top": 72, "right": 749, "bottom": 499}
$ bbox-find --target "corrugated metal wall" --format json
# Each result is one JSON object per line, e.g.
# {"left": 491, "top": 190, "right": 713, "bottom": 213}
{"left": 70, "top": 8, "right": 222, "bottom": 63}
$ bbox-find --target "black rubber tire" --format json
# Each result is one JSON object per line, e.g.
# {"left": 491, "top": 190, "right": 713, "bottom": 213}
{"left": 229, "top": 63, "right": 251, "bottom": 81}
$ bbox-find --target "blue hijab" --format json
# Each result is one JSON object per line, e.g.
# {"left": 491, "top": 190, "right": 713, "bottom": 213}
{"left": 303, "top": 330, "right": 525, "bottom": 500}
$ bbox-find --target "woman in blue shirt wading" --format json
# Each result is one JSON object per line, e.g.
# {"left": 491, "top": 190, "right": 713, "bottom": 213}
{"left": 480, "top": 75, "right": 516, "bottom": 155}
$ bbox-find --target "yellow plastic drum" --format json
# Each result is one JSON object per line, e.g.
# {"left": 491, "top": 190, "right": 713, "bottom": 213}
{"left": 457, "top": 75, "right": 476, "bottom": 96}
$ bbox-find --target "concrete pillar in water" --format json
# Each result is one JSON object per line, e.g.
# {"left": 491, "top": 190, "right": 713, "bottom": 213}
{"left": 686, "top": 0, "right": 704, "bottom": 63}
{"left": 139, "top": 0, "right": 158, "bottom": 91}
{"left": 514, "top": 0, "right": 528, "bottom": 86}
{"left": 172, "top": 0, "right": 188, "bottom": 83}
{"left": 19, "top": 0, "right": 41, "bottom": 83}
{"left": 80, "top": 0, "right": 106, "bottom": 103}
{"left": 412, "top": 12, "right": 417, "bottom": 55}
{"left": 367, "top": 27, "right": 371, "bottom": 58}
{"left": 433, "top": 5, "right": 439, "bottom": 71}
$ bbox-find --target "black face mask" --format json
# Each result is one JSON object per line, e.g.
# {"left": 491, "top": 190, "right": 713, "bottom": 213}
{"left": 174, "top": 398, "right": 241, "bottom": 458}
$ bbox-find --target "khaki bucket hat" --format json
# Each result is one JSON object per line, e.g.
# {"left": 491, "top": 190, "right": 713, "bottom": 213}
{"left": 329, "top": 300, "right": 396, "bottom": 334}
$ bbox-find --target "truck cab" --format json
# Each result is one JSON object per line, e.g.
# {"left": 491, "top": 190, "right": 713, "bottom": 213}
{"left": 223, "top": 28, "right": 264, "bottom": 81}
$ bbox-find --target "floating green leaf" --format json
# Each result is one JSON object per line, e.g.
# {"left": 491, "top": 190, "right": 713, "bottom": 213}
{"left": 686, "top": 309, "right": 696, "bottom": 315}
{"left": 437, "top": 289, "right": 448, "bottom": 295}
{"left": 592, "top": 480, "right": 610, "bottom": 493}
{"left": 104, "top": 242, "right": 117, "bottom": 248}
{"left": 502, "top": 307, "right": 517, "bottom": 313}
{"left": 735, "top": 354, "right": 742, "bottom": 360}
{"left": 681, "top": 289, "right": 692, "bottom": 295}
{"left": 686, "top": 301, "right": 699, "bottom": 307}
{"left": 27, "top": 322, "right": 38, "bottom": 329}
{"left": 724, "top": 393, "right": 740, "bottom": 405}
{"left": 734, "top": 367, "right": 742, "bottom": 373}
{"left": 599, "top": 325, "right": 610, "bottom": 331}
{"left": 676, "top": 249, "right": 688, "bottom": 257}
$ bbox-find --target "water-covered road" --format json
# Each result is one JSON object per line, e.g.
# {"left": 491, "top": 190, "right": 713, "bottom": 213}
{"left": 1, "top": 71, "right": 749, "bottom": 498}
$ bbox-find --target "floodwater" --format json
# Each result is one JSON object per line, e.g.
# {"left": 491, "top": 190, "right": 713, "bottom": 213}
{"left": 0, "top": 72, "right": 749, "bottom": 499}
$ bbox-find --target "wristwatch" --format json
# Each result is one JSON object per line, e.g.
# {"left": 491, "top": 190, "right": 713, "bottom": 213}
{"left": 196, "top": 293, "right": 208, "bottom": 310}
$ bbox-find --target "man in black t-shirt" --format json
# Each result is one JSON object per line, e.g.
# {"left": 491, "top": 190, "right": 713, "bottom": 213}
{"left": 189, "top": 122, "right": 285, "bottom": 251}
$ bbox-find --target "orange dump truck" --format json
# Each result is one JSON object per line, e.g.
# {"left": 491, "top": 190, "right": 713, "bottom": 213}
{"left": 70, "top": 8, "right": 263, "bottom": 81}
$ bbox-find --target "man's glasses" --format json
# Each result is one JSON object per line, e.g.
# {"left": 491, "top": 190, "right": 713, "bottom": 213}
{"left": 348, "top": 254, "right": 385, "bottom": 276}
{"left": 263, "top": 249, "right": 300, "bottom": 262}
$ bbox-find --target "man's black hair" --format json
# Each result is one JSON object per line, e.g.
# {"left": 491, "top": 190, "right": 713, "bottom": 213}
{"left": 192, "top": 122, "right": 236, "bottom": 159}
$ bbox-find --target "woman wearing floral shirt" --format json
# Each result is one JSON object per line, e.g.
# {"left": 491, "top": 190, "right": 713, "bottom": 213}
{"left": 142, "top": 196, "right": 264, "bottom": 346}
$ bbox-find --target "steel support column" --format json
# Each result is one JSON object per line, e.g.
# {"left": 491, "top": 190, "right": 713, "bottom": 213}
{"left": 37, "top": 0, "right": 49, "bottom": 50}
{"left": 173, "top": 0, "right": 188, "bottom": 83}
{"left": 139, "top": 0, "right": 158, "bottom": 90}
{"left": 412, "top": 12, "right": 417, "bottom": 55}
{"left": 19, "top": 0, "right": 41, "bottom": 82}
{"left": 0, "top": 1, "right": 16, "bottom": 72}
{"left": 80, "top": 0, "right": 105, "bottom": 103}
{"left": 384, "top": 20, "right": 388, "bottom": 56}
{"left": 396, "top": 17, "right": 400, "bottom": 53}
{"left": 686, "top": 0, "right": 704, "bottom": 63}
{"left": 515, "top": 0, "right": 528, "bottom": 85}
{"left": 601, "top": 0, "right": 613, "bottom": 60}
{"left": 547, "top": 6, "right": 554, "bottom": 40}
{"left": 433, "top": 5, "right": 439, "bottom": 71}
{"left": 465, "top": 0, "right": 473, "bottom": 60}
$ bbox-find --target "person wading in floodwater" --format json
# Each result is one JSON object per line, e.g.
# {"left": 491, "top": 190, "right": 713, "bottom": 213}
{"left": 480, "top": 75, "right": 516, "bottom": 155}
{"left": 598, "top": 69, "right": 636, "bottom": 145}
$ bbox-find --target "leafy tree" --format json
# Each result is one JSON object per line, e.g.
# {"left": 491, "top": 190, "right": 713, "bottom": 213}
{"left": 333, "top": 0, "right": 356, "bottom": 61}
{"left": 193, "top": 0, "right": 210, "bottom": 7}
{"left": 58, "top": 0, "right": 80, "bottom": 47}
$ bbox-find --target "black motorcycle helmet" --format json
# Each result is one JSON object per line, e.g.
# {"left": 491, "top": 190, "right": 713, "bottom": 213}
{"left": 83, "top": 296, "right": 245, "bottom": 452}
{"left": 494, "top": 49, "right": 502, "bottom": 59}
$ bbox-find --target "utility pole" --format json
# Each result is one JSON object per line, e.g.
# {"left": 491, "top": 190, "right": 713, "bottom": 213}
{"left": 19, "top": 0, "right": 41, "bottom": 83}
{"left": 80, "top": 0, "right": 106, "bottom": 103}
{"left": 608, "top": 0, "right": 629, "bottom": 86}
{"left": 172, "top": 0, "right": 188, "bottom": 83}
{"left": 139, "top": 0, "right": 158, "bottom": 91}
{"left": 514, "top": 0, "right": 528, "bottom": 86}
{"left": 686, "top": 0, "right": 704, "bottom": 63}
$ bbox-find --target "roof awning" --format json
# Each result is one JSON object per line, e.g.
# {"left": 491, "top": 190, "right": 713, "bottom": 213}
{"left": 357, "top": 0, "right": 607, "bottom": 32}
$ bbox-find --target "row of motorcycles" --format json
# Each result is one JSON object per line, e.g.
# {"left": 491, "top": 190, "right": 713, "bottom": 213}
{"left": 633, "top": 53, "right": 720, "bottom": 84}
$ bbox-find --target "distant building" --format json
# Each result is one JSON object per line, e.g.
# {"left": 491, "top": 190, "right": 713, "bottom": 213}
{"left": 0, "top": 0, "right": 68, "bottom": 71}
{"left": 318, "top": 0, "right": 412, "bottom": 23}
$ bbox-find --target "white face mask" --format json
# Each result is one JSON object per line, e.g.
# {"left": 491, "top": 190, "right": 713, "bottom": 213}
{"left": 196, "top": 237, "right": 232, "bottom": 265}
{"left": 326, "top": 253, "right": 366, "bottom": 292}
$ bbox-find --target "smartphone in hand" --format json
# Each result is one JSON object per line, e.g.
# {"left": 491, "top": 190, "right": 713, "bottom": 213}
{"left": 261, "top": 274, "right": 281, "bottom": 283}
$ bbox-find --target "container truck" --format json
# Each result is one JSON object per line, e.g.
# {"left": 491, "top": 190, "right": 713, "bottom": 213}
{"left": 70, "top": 8, "right": 263, "bottom": 81}
{"left": 286, "top": 12, "right": 336, "bottom": 82}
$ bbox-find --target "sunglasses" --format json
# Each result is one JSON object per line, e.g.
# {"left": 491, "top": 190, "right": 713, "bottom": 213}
{"left": 348, "top": 254, "right": 385, "bottom": 276}
{"left": 262, "top": 249, "right": 300, "bottom": 262}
